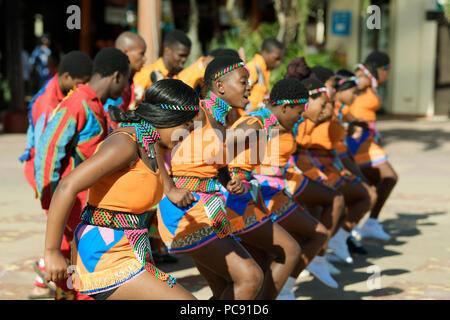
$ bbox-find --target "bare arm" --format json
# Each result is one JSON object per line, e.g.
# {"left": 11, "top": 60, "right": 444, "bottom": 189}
{"left": 44, "top": 133, "right": 137, "bottom": 283}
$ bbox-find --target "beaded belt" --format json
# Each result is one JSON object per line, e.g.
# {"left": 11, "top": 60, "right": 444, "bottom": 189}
{"left": 80, "top": 204, "right": 151, "bottom": 230}
{"left": 229, "top": 167, "right": 253, "bottom": 181}
{"left": 254, "top": 165, "right": 287, "bottom": 177}
{"left": 172, "top": 175, "right": 221, "bottom": 193}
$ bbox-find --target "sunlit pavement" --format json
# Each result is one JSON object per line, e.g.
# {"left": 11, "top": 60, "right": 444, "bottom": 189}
{"left": 1, "top": 117, "right": 449, "bottom": 300}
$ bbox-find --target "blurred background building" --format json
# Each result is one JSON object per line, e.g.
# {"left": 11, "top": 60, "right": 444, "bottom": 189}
{"left": 0, "top": 0, "right": 448, "bottom": 132}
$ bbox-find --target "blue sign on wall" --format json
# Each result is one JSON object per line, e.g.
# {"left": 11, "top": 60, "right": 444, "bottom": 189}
{"left": 331, "top": 11, "right": 352, "bottom": 36}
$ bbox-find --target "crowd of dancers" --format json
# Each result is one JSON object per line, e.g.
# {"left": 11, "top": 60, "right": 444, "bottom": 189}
{"left": 19, "top": 29, "right": 397, "bottom": 300}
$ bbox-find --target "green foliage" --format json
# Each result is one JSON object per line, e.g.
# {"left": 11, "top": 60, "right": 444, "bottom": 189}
{"left": 0, "top": 73, "right": 11, "bottom": 103}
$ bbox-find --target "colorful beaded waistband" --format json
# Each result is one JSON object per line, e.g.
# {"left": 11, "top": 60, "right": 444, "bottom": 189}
{"left": 229, "top": 167, "right": 253, "bottom": 181}
{"left": 254, "top": 165, "right": 287, "bottom": 177}
{"left": 172, "top": 175, "right": 221, "bottom": 192}
{"left": 80, "top": 204, "right": 151, "bottom": 230}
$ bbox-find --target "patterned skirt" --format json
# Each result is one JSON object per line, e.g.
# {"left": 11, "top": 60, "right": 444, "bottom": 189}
{"left": 157, "top": 175, "right": 233, "bottom": 253}
{"left": 253, "top": 166, "right": 298, "bottom": 223}
{"left": 71, "top": 204, "right": 176, "bottom": 296}
{"left": 221, "top": 167, "right": 271, "bottom": 235}
{"left": 296, "top": 149, "right": 361, "bottom": 189}
{"left": 346, "top": 131, "right": 388, "bottom": 168}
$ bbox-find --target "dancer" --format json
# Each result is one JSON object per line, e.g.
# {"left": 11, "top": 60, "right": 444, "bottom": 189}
{"left": 246, "top": 38, "right": 285, "bottom": 112}
{"left": 104, "top": 32, "right": 147, "bottom": 130}
{"left": 133, "top": 29, "right": 191, "bottom": 101}
{"left": 19, "top": 50, "right": 93, "bottom": 299}
{"left": 249, "top": 78, "right": 328, "bottom": 299}
{"left": 44, "top": 79, "right": 198, "bottom": 300}
{"left": 157, "top": 64, "right": 265, "bottom": 299}
{"left": 36, "top": 47, "right": 130, "bottom": 300}
{"left": 349, "top": 51, "right": 398, "bottom": 241}
{"left": 186, "top": 56, "right": 301, "bottom": 300}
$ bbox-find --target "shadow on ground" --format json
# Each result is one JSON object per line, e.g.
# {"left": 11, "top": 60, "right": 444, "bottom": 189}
{"left": 379, "top": 128, "right": 450, "bottom": 151}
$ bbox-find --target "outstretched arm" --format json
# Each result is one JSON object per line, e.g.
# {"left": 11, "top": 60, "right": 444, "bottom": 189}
{"left": 44, "top": 133, "right": 137, "bottom": 283}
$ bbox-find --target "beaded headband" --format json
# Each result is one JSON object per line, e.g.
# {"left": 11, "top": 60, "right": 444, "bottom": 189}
{"left": 336, "top": 76, "right": 358, "bottom": 86}
{"left": 378, "top": 64, "right": 391, "bottom": 70}
{"left": 308, "top": 87, "right": 330, "bottom": 98}
{"left": 357, "top": 63, "right": 378, "bottom": 88}
{"left": 270, "top": 98, "right": 309, "bottom": 106}
{"left": 160, "top": 104, "right": 199, "bottom": 112}
{"left": 214, "top": 62, "right": 250, "bottom": 80}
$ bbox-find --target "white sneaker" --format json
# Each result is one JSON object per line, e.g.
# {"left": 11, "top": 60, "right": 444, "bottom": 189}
{"left": 351, "top": 226, "right": 363, "bottom": 241}
{"left": 360, "top": 218, "right": 390, "bottom": 241}
{"left": 325, "top": 259, "right": 341, "bottom": 275}
{"left": 300, "top": 269, "right": 311, "bottom": 277}
{"left": 328, "top": 229, "right": 354, "bottom": 264}
{"left": 307, "top": 256, "right": 338, "bottom": 288}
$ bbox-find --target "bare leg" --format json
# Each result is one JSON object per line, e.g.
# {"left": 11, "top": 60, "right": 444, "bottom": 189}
{"left": 186, "top": 237, "right": 264, "bottom": 300}
{"left": 362, "top": 161, "right": 398, "bottom": 220}
{"left": 239, "top": 221, "right": 301, "bottom": 300}
{"left": 338, "top": 181, "right": 372, "bottom": 231}
{"left": 278, "top": 208, "right": 328, "bottom": 278}
{"left": 108, "top": 271, "right": 196, "bottom": 300}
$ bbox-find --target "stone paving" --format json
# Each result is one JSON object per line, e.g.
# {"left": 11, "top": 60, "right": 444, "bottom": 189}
{"left": 0, "top": 118, "right": 449, "bottom": 300}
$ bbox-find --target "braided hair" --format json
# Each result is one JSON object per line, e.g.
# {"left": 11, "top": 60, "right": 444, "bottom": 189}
{"left": 300, "top": 78, "right": 326, "bottom": 99}
{"left": 109, "top": 79, "right": 199, "bottom": 128}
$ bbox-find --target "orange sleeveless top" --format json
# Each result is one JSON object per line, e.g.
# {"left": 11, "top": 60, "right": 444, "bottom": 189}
{"left": 349, "top": 88, "right": 381, "bottom": 122}
{"left": 228, "top": 115, "right": 265, "bottom": 172}
{"left": 170, "top": 106, "right": 226, "bottom": 178}
{"left": 260, "top": 132, "right": 296, "bottom": 168}
{"left": 87, "top": 132, "right": 164, "bottom": 214}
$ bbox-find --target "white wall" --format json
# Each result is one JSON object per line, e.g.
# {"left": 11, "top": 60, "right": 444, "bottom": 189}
{"left": 388, "top": 0, "right": 438, "bottom": 116}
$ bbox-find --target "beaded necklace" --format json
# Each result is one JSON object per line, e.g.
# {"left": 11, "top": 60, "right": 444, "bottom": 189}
{"left": 202, "top": 91, "right": 232, "bottom": 126}
{"left": 248, "top": 107, "right": 281, "bottom": 140}
{"left": 122, "top": 120, "right": 161, "bottom": 159}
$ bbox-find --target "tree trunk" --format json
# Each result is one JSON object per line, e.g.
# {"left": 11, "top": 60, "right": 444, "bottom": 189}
{"left": 187, "top": 0, "right": 202, "bottom": 61}
{"left": 296, "top": 0, "right": 309, "bottom": 53}
{"left": 273, "top": 0, "right": 299, "bottom": 46}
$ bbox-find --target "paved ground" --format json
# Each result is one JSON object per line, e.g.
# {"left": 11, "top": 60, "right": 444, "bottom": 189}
{"left": 0, "top": 117, "right": 449, "bottom": 300}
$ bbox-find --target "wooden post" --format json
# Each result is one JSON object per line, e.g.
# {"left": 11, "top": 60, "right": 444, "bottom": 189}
{"left": 79, "top": 0, "right": 92, "bottom": 56}
{"left": 138, "top": 0, "right": 161, "bottom": 65}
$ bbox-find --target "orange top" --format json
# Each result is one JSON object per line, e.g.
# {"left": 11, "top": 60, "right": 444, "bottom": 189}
{"left": 295, "top": 118, "right": 317, "bottom": 148}
{"left": 133, "top": 57, "right": 179, "bottom": 92}
{"left": 260, "top": 132, "right": 296, "bottom": 168}
{"left": 226, "top": 107, "right": 248, "bottom": 127}
{"left": 178, "top": 57, "right": 206, "bottom": 89}
{"left": 349, "top": 88, "right": 381, "bottom": 122}
{"left": 228, "top": 116, "right": 265, "bottom": 172}
{"left": 171, "top": 106, "right": 226, "bottom": 178}
{"left": 247, "top": 54, "right": 270, "bottom": 112}
{"left": 87, "top": 132, "right": 164, "bottom": 213}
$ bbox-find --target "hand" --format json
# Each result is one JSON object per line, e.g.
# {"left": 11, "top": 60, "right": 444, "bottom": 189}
{"left": 226, "top": 175, "right": 246, "bottom": 196}
{"left": 351, "top": 125, "right": 363, "bottom": 140}
{"left": 44, "top": 249, "right": 69, "bottom": 283}
{"left": 167, "top": 188, "right": 196, "bottom": 208}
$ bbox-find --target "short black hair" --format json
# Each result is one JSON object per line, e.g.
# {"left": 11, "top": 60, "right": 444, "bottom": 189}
{"left": 109, "top": 79, "right": 199, "bottom": 128}
{"left": 163, "top": 29, "right": 192, "bottom": 48}
{"left": 270, "top": 78, "right": 309, "bottom": 105}
{"left": 334, "top": 69, "right": 358, "bottom": 92}
{"left": 208, "top": 48, "right": 240, "bottom": 58}
{"left": 262, "top": 38, "right": 284, "bottom": 52}
{"left": 362, "top": 51, "right": 390, "bottom": 79}
{"left": 300, "top": 78, "right": 326, "bottom": 99}
{"left": 92, "top": 47, "right": 130, "bottom": 77}
{"left": 204, "top": 56, "right": 245, "bottom": 90}
{"left": 310, "top": 66, "right": 334, "bottom": 84}
{"left": 58, "top": 51, "right": 93, "bottom": 79}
